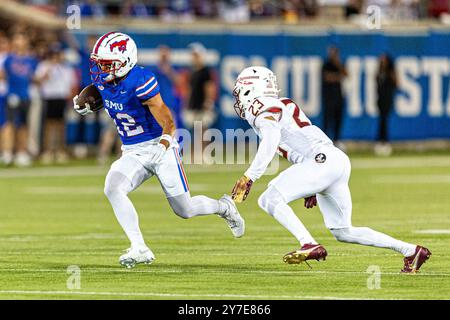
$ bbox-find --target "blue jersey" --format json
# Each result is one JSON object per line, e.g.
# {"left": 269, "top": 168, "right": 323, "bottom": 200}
{"left": 94, "top": 66, "right": 162, "bottom": 145}
{"left": 4, "top": 54, "right": 38, "bottom": 100}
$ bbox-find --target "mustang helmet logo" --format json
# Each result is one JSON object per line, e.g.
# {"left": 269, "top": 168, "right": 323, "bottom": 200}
{"left": 110, "top": 38, "right": 129, "bottom": 53}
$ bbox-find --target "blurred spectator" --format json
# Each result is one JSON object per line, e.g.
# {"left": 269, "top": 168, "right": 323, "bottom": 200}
{"left": 192, "top": 0, "right": 217, "bottom": 17}
{"left": 160, "top": 0, "right": 194, "bottom": 22}
{"left": 375, "top": 54, "right": 397, "bottom": 156}
{"left": 345, "top": 0, "right": 363, "bottom": 18}
{"left": 151, "top": 45, "right": 183, "bottom": 130}
{"left": 299, "top": 0, "right": 319, "bottom": 17}
{"left": 321, "top": 46, "right": 347, "bottom": 147}
{"left": 183, "top": 42, "right": 217, "bottom": 162}
{"left": 35, "top": 44, "right": 77, "bottom": 164}
{"left": 97, "top": 111, "right": 119, "bottom": 165}
{"left": 390, "top": 0, "right": 420, "bottom": 20}
{"left": 249, "top": 0, "right": 277, "bottom": 18}
{"left": 0, "top": 33, "right": 38, "bottom": 166}
{"left": 283, "top": 0, "right": 319, "bottom": 22}
{"left": 183, "top": 42, "right": 217, "bottom": 131}
{"left": 78, "top": 0, "right": 106, "bottom": 18}
{"left": 66, "top": 34, "right": 98, "bottom": 158}
{"left": 17, "top": 0, "right": 444, "bottom": 21}
{"left": 121, "top": 0, "right": 151, "bottom": 17}
{"left": 218, "top": 0, "right": 250, "bottom": 23}
{"left": 0, "top": 32, "right": 9, "bottom": 144}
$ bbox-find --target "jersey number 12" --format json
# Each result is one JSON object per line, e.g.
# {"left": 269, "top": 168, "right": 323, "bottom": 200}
{"left": 105, "top": 109, "right": 144, "bottom": 137}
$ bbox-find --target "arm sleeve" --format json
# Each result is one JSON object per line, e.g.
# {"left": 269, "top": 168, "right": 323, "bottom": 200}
{"left": 135, "top": 68, "right": 160, "bottom": 101}
{"left": 244, "top": 117, "right": 281, "bottom": 182}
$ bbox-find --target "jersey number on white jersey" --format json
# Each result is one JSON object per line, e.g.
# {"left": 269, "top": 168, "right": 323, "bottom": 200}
{"left": 280, "top": 98, "right": 311, "bottom": 128}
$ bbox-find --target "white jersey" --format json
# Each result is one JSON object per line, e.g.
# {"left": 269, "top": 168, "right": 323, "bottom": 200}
{"left": 243, "top": 96, "right": 333, "bottom": 181}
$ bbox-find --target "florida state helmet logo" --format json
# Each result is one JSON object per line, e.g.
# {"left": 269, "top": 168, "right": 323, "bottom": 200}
{"left": 110, "top": 38, "right": 129, "bottom": 53}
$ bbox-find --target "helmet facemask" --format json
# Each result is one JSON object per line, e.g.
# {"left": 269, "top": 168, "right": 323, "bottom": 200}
{"left": 233, "top": 86, "right": 244, "bottom": 119}
{"left": 89, "top": 55, "right": 126, "bottom": 84}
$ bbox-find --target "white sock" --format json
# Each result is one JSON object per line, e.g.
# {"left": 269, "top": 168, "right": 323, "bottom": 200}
{"left": 190, "top": 195, "right": 226, "bottom": 216}
{"left": 104, "top": 172, "right": 145, "bottom": 248}
{"left": 273, "top": 202, "right": 318, "bottom": 246}
{"left": 331, "top": 227, "right": 416, "bottom": 257}
{"left": 167, "top": 193, "right": 227, "bottom": 218}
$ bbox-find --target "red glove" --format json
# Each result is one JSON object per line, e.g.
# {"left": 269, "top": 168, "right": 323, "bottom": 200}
{"left": 304, "top": 195, "right": 317, "bottom": 209}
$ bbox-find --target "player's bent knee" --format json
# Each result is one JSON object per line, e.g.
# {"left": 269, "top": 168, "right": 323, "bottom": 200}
{"left": 329, "top": 227, "right": 351, "bottom": 242}
{"left": 168, "top": 195, "right": 194, "bottom": 219}
{"left": 257, "top": 192, "right": 267, "bottom": 211}
{"left": 172, "top": 206, "right": 193, "bottom": 219}
{"left": 104, "top": 180, "right": 117, "bottom": 198}
{"left": 104, "top": 171, "right": 130, "bottom": 199}
{"left": 258, "top": 187, "right": 284, "bottom": 216}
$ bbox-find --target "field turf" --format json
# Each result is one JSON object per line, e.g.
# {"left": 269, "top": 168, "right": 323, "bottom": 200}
{"left": 0, "top": 154, "right": 449, "bottom": 300}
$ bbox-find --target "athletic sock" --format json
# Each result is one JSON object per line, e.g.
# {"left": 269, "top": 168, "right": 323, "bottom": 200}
{"left": 331, "top": 227, "right": 416, "bottom": 257}
{"left": 190, "top": 195, "right": 223, "bottom": 215}
{"left": 273, "top": 202, "right": 318, "bottom": 246}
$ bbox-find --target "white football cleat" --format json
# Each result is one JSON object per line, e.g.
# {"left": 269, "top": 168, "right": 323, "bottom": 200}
{"left": 1, "top": 152, "right": 13, "bottom": 166}
{"left": 119, "top": 245, "right": 155, "bottom": 269}
{"left": 218, "top": 194, "right": 245, "bottom": 238}
{"left": 14, "top": 152, "right": 32, "bottom": 167}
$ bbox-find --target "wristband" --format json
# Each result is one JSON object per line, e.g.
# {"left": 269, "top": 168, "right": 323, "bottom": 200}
{"left": 159, "top": 134, "right": 173, "bottom": 146}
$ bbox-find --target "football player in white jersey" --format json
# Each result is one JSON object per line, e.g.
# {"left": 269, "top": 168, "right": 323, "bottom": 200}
{"left": 231, "top": 66, "right": 431, "bottom": 273}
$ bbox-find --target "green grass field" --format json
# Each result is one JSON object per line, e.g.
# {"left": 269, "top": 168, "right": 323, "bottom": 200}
{"left": 0, "top": 154, "right": 449, "bottom": 300}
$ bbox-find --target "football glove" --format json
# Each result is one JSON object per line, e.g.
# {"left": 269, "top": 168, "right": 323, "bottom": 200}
{"left": 73, "top": 95, "right": 92, "bottom": 116}
{"left": 304, "top": 195, "right": 317, "bottom": 209}
{"left": 149, "top": 143, "right": 167, "bottom": 165}
{"left": 231, "top": 175, "right": 253, "bottom": 203}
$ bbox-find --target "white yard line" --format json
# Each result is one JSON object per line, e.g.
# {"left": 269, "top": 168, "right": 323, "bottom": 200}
{"left": 0, "top": 289, "right": 384, "bottom": 300}
{"left": 371, "top": 175, "right": 450, "bottom": 184}
{"left": 0, "top": 251, "right": 400, "bottom": 257}
{"left": 0, "top": 268, "right": 447, "bottom": 277}
{"left": 414, "top": 229, "right": 450, "bottom": 234}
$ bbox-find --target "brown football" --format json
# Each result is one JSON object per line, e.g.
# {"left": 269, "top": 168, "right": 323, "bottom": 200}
{"left": 76, "top": 84, "right": 104, "bottom": 112}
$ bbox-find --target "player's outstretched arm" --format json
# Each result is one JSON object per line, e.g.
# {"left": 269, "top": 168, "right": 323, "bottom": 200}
{"left": 232, "top": 116, "right": 281, "bottom": 203}
{"left": 144, "top": 93, "right": 176, "bottom": 163}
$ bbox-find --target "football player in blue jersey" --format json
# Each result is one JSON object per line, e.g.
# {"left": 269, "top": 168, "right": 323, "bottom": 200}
{"left": 73, "top": 32, "right": 244, "bottom": 268}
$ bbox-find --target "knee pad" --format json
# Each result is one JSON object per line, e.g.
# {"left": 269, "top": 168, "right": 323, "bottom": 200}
{"left": 104, "top": 171, "right": 131, "bottom": 199}
{"left": 258, "top": 187, "right": 286, "bottom": 216}
{"left": 167, "top": 194, "right": 194, "bottom": 219}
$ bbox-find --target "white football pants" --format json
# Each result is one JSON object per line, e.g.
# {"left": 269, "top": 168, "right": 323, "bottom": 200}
{"left": 103, "top": 140, "right": 226, "bottom": 248}
{"left": 258, "top": 145, "right": 416, "bottom": 257}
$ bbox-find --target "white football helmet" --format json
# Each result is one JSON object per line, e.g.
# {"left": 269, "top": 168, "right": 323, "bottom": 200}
{"left": 90, "top": 32, "right": 137, "bottom": 83}
{"left": 233, "top": 66, "right": 279, "bottom": 118}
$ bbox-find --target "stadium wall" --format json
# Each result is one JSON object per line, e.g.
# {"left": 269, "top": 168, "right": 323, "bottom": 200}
{"left": 74, "top": 28, "right": 450, "bottom": 141}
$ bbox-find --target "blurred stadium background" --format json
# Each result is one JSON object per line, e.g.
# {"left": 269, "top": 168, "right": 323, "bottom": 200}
{"left": 0, "top": 0, "right": 449, "bottom": 301}
{"left": 0, "top": 0, "right": 450, "bottom": 166}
